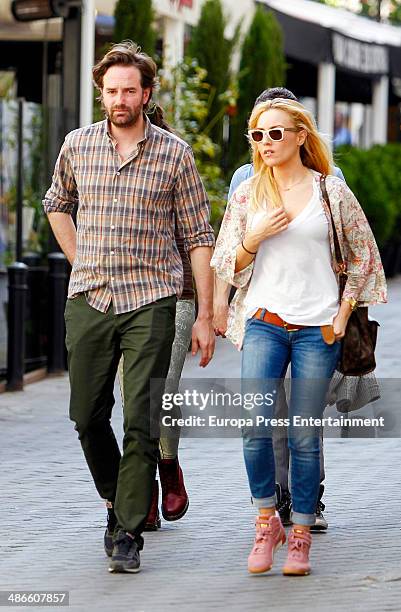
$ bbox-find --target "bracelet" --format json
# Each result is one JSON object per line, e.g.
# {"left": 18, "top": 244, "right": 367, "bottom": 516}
{"left": 342, "top": 297, "right": 358, "bottom": 311}
{"left": 241, "top": 239, "right": 257, "bottom": 256}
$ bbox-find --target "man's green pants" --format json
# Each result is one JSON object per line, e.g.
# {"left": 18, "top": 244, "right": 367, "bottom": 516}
{"left": 65, "top": 294, "right": 176, "bottom": 536}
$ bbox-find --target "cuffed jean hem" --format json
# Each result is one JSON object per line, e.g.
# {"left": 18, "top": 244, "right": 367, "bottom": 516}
{"left": 252, "top": 495, "right": 276, "bottom": 510}
{"left": 291, "top": 511, "right": 316, "bottom": 526}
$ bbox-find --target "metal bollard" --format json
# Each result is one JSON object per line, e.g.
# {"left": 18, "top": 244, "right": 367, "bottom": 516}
{"left": 23, "top": 252, "right": 41, "bottom": 268}
{"left": 6, "top": 262, "right": 28, "bottom": 391}
{"left": 48, "top": 252, "right": 69, "bottom": 374}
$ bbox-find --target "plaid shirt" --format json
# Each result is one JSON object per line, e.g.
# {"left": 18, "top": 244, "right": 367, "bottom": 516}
{"left": 43, "top": 117, "right": 214, "bottom": 314}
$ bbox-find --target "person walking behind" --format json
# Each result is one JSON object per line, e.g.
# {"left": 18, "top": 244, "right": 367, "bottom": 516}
{"left": 43, "top": 41, "right": 215, "bottom": 574}
{"left": 118, "top": 229, "right": 195, "bottom": 530}
{"left": 211, "top": 97, "right": 386, "bottom": 576}
{"left": 213, "top": 86, "right": 346, "bottom": 532}
{"left": 115, "top": 107, "right": 196, "bottom": 532}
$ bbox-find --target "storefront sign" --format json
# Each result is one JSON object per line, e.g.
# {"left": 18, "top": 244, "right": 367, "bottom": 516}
{"left": 332, "top": 32, "right": 388, "bottom": 76}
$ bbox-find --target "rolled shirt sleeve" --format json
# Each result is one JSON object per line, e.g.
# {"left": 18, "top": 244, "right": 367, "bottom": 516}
{"left": 42, "top": 138, "right": 78, "bottom": 214}
{"left": 173, "top": 147, "right": 215, "bottom": 252}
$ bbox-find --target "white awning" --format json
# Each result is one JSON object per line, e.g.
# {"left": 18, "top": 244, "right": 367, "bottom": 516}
{"left": 260, "top": 0, "right": 401, "bottom": 47}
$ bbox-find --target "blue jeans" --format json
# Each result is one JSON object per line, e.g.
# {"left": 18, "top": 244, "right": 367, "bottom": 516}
{"left": 242, "top": 315, "right": 341, "bottom": 526}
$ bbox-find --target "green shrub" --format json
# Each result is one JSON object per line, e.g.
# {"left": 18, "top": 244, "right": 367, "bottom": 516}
{"left": 335, "top": 144, "right": 400, "bottom": 248}
{"left": 160, "top": 59, "right": 228, "bottom": 231}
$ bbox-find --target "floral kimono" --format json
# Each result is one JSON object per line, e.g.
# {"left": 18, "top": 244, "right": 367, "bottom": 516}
{"left": 211, "top": 169, "right": 387, "bottom": 351}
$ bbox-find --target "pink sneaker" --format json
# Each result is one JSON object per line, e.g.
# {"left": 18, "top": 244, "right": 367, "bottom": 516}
{"left": 247, "top": 515, "right": 286, "bottom": 574}
{"left": 282, "top": 529, "right": 312, "bottom": 576}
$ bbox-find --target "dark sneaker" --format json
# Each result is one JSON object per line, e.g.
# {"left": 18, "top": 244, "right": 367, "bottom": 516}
{"left": 158, "top": 457, "right": 189, "bottom": 521}
{"left": 144, "top": 480, "right": 162, "bottom": 531}
{"left": 104, "top": 503, "right": 117, "bottom": 558}
{"left": 108, "top": 530, "right": 143, "bottom": 574}
{"left": 311, "top": 484, "right": 328, "bottom": 532}
{"left": 275, "top": 483, "right": 292, "bottom": 526}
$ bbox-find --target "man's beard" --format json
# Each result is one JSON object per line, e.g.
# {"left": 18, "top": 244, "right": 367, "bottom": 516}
{"left": 104, "top": 103, "right": 143, "bottom": 128}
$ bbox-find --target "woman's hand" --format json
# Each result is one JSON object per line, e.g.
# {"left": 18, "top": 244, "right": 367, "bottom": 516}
{"left": 213, "top": 300, "right": 229, "bottom": 337}
{"left": 235, "top": 207, "right": 289, "bottom": 273}
{"left": 332, "top": 313, "right": 348, "bottom": 340}
{"left": 244, "top": 207, "right": 289, "bottom": 252}
{"left": 332, "top": 300, "right": 353, "bottom": 340}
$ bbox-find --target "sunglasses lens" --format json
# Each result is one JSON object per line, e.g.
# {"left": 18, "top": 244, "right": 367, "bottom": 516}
{"left": 269, "top": 129, "right": 283, "bottom": 141}
{"left": 251, "top": 130, "right": 264, "bottom": 142}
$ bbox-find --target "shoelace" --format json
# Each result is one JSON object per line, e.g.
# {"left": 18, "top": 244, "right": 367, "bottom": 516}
{"left": 316, "top": 499, "right": 325, "bottom": 514}
{"left": 114, "top": 533, "right": 134, "bottom": 554}
{"left": 288, "top": 533, "right": 310, "bottom": 558}
{"left": 254, "top": 522, "right": 274, "bottom": 552}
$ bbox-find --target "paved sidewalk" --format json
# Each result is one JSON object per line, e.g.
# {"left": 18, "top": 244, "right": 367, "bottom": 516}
{"left": 1, "top": 279, "right": 401, "bottom": 611}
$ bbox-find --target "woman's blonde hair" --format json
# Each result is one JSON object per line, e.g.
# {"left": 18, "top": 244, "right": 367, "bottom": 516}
{"left": 248, "top": 98, "right": 334, "bottom": 210}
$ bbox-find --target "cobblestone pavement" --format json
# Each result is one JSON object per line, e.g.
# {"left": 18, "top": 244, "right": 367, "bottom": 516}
{"left": 1, "top": 279, "right": 401, "bottom": 612}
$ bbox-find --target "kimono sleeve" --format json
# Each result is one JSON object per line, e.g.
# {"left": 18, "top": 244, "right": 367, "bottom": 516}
{"left": 210, "top": 186, "right": 253, "bottom": 289}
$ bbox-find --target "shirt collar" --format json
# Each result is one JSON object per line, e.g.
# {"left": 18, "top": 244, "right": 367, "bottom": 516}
{"left": 103, "top": 113, "right": 154, "bottom": 147}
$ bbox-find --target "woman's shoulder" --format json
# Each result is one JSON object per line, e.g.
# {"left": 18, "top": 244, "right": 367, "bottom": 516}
{"left": 315, "top": 171, "right": 365, "bottom": 226}
{"left": 229, "top": 176, "right": 253, "bottom": 205}
{"left": 311, "top": 169, "right": 343, "bottom": 186}
{"left": 311, "top": 170, "right": 351, "bottom": 200}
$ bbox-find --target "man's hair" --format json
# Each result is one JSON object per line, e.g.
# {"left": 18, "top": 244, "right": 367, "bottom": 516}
{"left": 254, "top": 87, "right": 298, "bottom": 106}
{"left": 92, "top": 40, "right": 157, "bottom": 110}
{"left": 93, "top": 40, "right": 174, "bottom": 131}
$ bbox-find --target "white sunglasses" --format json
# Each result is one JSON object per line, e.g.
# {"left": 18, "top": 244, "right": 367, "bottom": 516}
{"left": 248, "top": 127, "right": 300, "bottom": 143}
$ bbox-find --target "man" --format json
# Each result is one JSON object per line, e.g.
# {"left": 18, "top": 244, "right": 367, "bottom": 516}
{"left": 213, "top": 87, "right": 345, "bottom": 532}
{"left": 43, "top": 41, "right": 215, "bottom": 574}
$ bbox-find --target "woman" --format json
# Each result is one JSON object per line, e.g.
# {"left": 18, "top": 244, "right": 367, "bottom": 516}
{"left": 211, "top": 98, "right": 386, "bottom": 576}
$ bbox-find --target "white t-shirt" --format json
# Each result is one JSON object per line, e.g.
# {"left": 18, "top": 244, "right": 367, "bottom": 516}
{"left": 244, "top": 178, "right": 339, "bottom": 326}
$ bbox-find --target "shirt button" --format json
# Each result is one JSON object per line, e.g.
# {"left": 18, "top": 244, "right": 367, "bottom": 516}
{"left": 110, "top": 251, "right": 115, "bottom": 255}
{"left": 114, "top": 198, "right": 117, "bottom": 203}
{"left": 111, "top": 225, "right": 115, "bottom": 230}
{"left": 116, "top": 172, "right": 120, "bottom": 176}
{"left": 111, "top": 276, "right": 115, "bottom": 281}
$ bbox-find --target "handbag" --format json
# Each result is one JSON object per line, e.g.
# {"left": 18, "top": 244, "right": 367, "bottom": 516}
{"left": 320, "top": 176, "right": 379, "bottom": 376}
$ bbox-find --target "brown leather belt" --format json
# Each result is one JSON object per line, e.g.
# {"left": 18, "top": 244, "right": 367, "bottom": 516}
{"left": 253, "top": 308, "right": 308, "bottom": 332}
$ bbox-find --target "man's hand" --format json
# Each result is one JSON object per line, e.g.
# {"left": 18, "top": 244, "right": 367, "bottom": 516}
{"left": 191, "top": 317, "right": 215, "bottom": 367}
{"left": 213, "top": 301, "right": 229, "bottom": 337}
{"left": 188, "top": 246, "right": 215, "bottom": 366}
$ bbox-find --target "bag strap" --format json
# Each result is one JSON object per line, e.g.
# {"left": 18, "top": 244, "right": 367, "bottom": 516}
{"left": 319, "top": 175, "right": 346, "bottom": 273}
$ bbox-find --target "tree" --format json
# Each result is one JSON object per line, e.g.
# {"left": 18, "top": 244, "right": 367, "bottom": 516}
{"left": 389, "top": 0, "right": 401, "bottom": 24}
{"left": 229, "top": 7, "right": 286, "bottom": 169}
{"left": 160, "top": 59, "right": 228, "bottom": 230}
{"left": 187, "top": 0, "right": 238, "bottom": 148}
{"left": 113, "top": 0, "right": 156, "bottom": 55}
